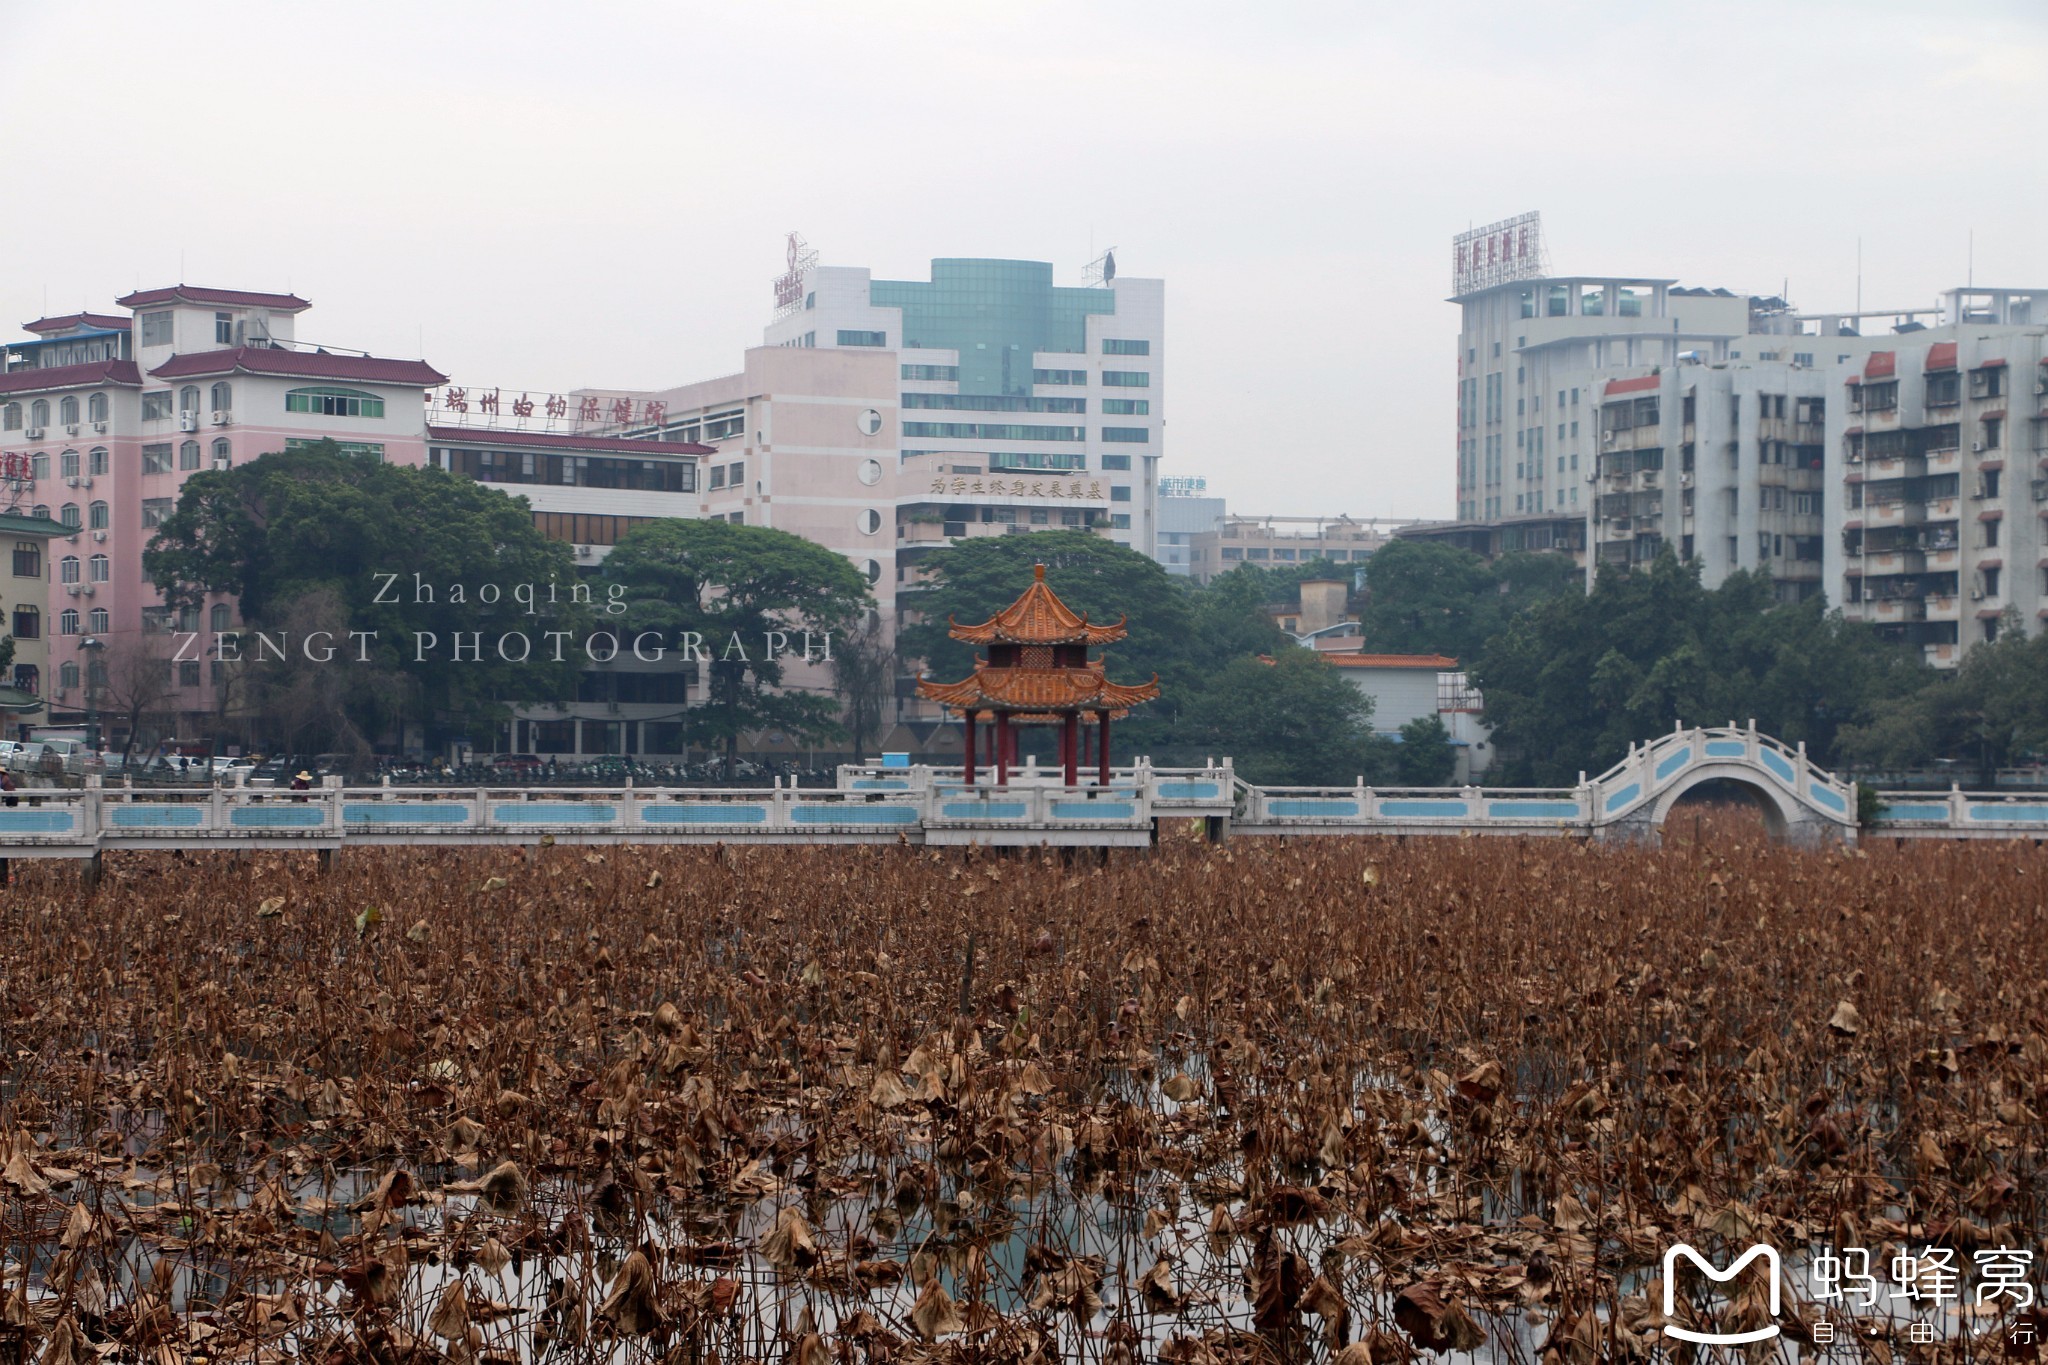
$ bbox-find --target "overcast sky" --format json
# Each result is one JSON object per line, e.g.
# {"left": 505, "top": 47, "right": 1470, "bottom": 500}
{"left": 6, "top": 1, "right": 2043, "bottom": 519}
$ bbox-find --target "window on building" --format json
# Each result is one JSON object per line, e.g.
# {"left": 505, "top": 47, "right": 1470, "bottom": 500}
{"left": 901, "top": 364, "right": 959, "bottom": 382}
{"left": 138, "top": 311, "right": 173, "bottom": 347}
{"left": 1969, "top": 365, "right": 2006, "bottom": 399}
{"left": 214, "top": 312, "right": 233, "bottom": 345}
{"left": 141, "top": 391, "right": 173, "bottom": 421}
{"left": 210, "top": 603, "right": 231, "bottom": 631}
{"left": 1100, "top": 399, "right": 1148, "bottom": 415}
{"left": 1101, "top": 371, "right": 1150, "bottom": 388}
{"left": 12, "top": 606, "right": 38, "bottom": 640}
{"left": 58, "top": 395, "right": 79, "bottom": 426}
{"left": 1983, "top": 520, "right": 2001, "bottom": 550}
{"left": 180, "top": 440, "right": 200, "bottom": 470}
{"left": 142, "top": 498, "right": 174, "bottom": 528}
{"left": 90, "top": 447, "right": 107, "bottom": 476}
{"left": 1101, "top": 427, "right": 1149, "bottom": 443}
{"left": 87, "top": 608, "right": 108, "bottom": 634}
{"left": 285, "top": 386, "right": 385, "bottom": 418}
{"left": 59, "top": 505, "right": 80, "bottom": 530}
{"left": 1925, "top": 371, "right": 1960, "bottom": 407}
{"left": 209, "top": 381, "right": 232, "bottom": 412}
{"left": 1110, "top": 485, "right": 1131, "bottom": 502}
{"left": 1110, "top": 513, "right": 1130, "bottom": 529}
{"left": 836, "top": 330, "right": 887, "bottom": 347}
{"left": 88, "top": 554, "right": 109, "bottom": 583}
{"left": 1101, "top": 454, "right": 1132, "bottom": 470}
{"left": 1983, "top": 565, "right": 2002, "bottom": 594}
{"left": 1102, "top": 339, "right": 1150, "bottom": 355}
{"left": 1032, "top": 369, "right": 1087, "bottom": 386}
{"left": 88, "top": 501, "right": 108, "bottom": 530}
{"left": 142, "top": 444, "right": 172, "bottom": 474}
{"left": 178, "top": 385, "right": 200, "bottom": 414}
{"left": 709, "top": 466, "right": 725, "bottom": 489}
{"left": 11, "top": 541, "right": 39, "bottom": 578}
{"left": 0, "top": 403, "right": 18, "bottom": 430}
{"left": 212, "top": 438, "right": 231, "bottom": 467}
{"left": 178, "top": 659, "right": 201, "bottom": 688}
{"left": 58, "top": 609, "right": 78, "bottom": 636}
{"left": 58, "top": 661, "right": 79, "bottom": 690}
{"left": 1983, "top": 417, "right": 2003, "bottom": 450}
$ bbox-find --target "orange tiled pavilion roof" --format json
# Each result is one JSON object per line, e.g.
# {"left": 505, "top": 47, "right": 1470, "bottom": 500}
{"left": 947, "top": 563, "right": 1130, "bottom": 646}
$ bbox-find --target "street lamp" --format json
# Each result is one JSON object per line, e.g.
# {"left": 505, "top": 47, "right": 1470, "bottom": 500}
{"left": 79, "top": 636, "right": 104, "bottom": 753}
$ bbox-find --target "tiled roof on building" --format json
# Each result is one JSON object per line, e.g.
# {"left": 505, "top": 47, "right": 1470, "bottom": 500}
{"left": 1323, "top": 653, "right": 1462, "bottom": 670}
{"left": 1603, "top": 375, "right": 1661, "bottom": 397}
{"left": 116, "top": 285, "right": 311, "bottom": 312}
{"left": 149, "top": 348, "right": 447, "bottom": 386}
{"left": 21, "top": 313, "right": 131, "bottom": 335}
{"left": 0, "top": 359, "right": 143, "bottom": 395}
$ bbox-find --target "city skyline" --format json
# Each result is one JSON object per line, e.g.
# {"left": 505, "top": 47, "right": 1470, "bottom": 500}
{"left": 4, "top": 0, "right": 2044, "bottom": 518}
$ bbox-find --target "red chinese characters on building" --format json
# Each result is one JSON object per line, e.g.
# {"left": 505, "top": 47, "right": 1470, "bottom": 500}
{"left": 1, "top": 452, "right": 32, "bottom": 482}
{"left": 511, "top": 393, "right": 535, "bottom": 419}
{"left": 478, "top": 389, "right": 500, "bottom": 415}
{"left": 444, "top": 386, "right": 469, "bottom": 413}
{"left": 545, "top": 394, "right": 569, "bottom": 420}
{"left": 643, "top": 400, "right": 666, "bottom": 426}
{"left": 578, "top": 396, "right": 602, "bottom": 424}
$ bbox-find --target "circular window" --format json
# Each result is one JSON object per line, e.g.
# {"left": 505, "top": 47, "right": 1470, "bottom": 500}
{"left": 856, "top": 408, "right": 883, "bottom": 437}
{"left": 863, "top": 559, "right": 882, "bottom": 585}
{"left": 857, "top": 457, "right": 883, "bottom": 486}
{"left": 857, "top": 509, "right": 882, "bottom": 535}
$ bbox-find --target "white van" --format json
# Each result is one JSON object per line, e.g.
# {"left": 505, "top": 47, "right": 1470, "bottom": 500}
{"left": 32, "top": 737, "right": 91, "bottom": 776}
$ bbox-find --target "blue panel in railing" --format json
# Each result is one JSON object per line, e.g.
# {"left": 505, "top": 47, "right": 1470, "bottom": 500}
{"left": 850, "top": 779, "right": 911, "bottom": 790}
{"left": 108, "top": 805, "right": 205, "bottom": 828}
{"left": 1655, "top": 747, "right": 1693, "bottom": 780}
{"left": 1487, "top": 800, "right": 1581, "bottom": 820}
{"left": 641, "top": 804, "right": 767, "bottom": 824}
{"left": 1967, "top": 804, "right": 2048, "bottom": 823}
{"left": 1879, "top": 804, "right": 1950, "bottom": 822}
{"left": 492, "top": 803, "right": 617, "bottom": 824}
{"left": 1704, "top": 741, "right": 1747, "bottom": 759}
{"left": 1154, "top": 780, "right": 1223, "bottom": 800}
{"left": 1380, "top": 800, "right": 1470, "bottom": 818}
{"left": 942, "top": 801, "right": 1028, "bottom": 820}
{"left": 1604, "top": 782, "right": 1642, "bottom": 813}
{"left": 1267, "top": 798, "right": 1360, "bottom": 818}
{"left": 1808, "top": 785, "right": 1848, "bottom": 814}
{"left": 1050, "top": 801, "right": 1136, "bottom": 820}
{"left": 345, "top": 803, "right": 470, "bottom": 825}
{"left": 791, "top": 804, "right": 919, "bottom": 825}
{"left": 1760, "top": 749, "right": 1796, "bottom": 783}
{"left": 0, "top": 809, "right": 75, "bottom": 833}
{"left": 230, "top": 805, "right": 328, "bottom": 828}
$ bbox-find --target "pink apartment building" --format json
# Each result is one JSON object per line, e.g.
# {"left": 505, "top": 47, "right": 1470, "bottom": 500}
{"left": 0, "top": 286, "right": 444, "bottom": 738}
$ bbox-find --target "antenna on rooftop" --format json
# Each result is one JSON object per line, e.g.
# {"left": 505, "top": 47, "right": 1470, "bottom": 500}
{"left": 1083, "top": 248, "right": 1118, "bottom": 288}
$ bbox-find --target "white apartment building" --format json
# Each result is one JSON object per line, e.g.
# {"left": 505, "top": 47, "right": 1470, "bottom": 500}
{"left": 1586, "top": 363, "right": 1831, "bottom": 598}
{"left": 1823, "top": 289, "right": 2048, "bottom": 668}
{"left": 1157, "top": 480, "right": 1225, "bottom": 577}
{"left": 1452, "top": 273, "right": 1767, "bottom": 561}
{"left": 758, "top": 255, "right": 1164, "bottom": 563}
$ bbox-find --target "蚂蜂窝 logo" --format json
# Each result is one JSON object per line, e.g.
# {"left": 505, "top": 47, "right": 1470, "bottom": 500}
{"left": 1663, "top": 1243, "right": 1782, "bottom": 1345}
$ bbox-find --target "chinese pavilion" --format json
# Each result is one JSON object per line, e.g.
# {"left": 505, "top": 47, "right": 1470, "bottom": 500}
{"left": 917, "top": 564, "right": 1160, "bottom": 786}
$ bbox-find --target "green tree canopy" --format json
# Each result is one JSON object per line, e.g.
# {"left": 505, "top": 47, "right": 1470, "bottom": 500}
{"left": 1837, "top": 609, "right": 2048, "bottom": 782}
{"left": 1394, "top": 713, "right": 1457, "bottom": 786}
{"left": 1178, "top": 650, "right": 1391, "bottom": 786}
{"left": 599, "top": 518, "right": 871, "bottom": 777}
{"left": 144, "top": 441, "right": 586, "bottom": 744}
{"left": 1361, "top": 539, "right": 1578, "bottom": 662}
{"left": 1474, "top": 549, "right": 1926, "bottom": 784}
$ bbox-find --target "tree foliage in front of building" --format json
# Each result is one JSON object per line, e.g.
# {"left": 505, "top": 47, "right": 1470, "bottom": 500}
{"left": 1361, "top": 539, "right": 1579, "bottom": 663}
{"left": 1836, "top": 608, "right": 2048, "bottom": 784}
{"left": 599, "top": 518, "right": 871, "bottom": 779}
{"left": 144, "top": 441, "right": 587, "bottom": 745}
{"left": 1474, "top": 549, "right": 1928, "bottom": 785}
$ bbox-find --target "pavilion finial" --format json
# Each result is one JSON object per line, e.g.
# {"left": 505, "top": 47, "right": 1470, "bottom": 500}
{"left": 1034, "top": 563, "right": 1046, "bottom": 581}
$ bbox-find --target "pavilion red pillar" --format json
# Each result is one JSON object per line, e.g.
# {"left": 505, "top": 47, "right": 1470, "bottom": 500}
{"left": 1098, "top": 712, "right": 1111, "bottom": 786}
{"left": 962, "top": 711, "right": 977, "bottom": 785}
{"left": 994, "top": 711, "right": 1010, "bottom": 786}
{"left": 1062, "top": 711, "right": 1078, "bottom": 786}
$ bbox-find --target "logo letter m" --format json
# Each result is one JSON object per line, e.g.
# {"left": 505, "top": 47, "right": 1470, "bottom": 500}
{"left": 1662, "top": 1243, "right": 1782, "bottom": 1344}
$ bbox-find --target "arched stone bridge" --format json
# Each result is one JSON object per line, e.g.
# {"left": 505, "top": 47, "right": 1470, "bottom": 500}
{"left": 0, "top": 726, "right": 2040, "bottom": 863}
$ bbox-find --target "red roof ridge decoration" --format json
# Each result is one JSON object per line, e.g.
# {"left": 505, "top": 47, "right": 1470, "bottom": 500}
{"left": 947, "top": 562, "right": 1130, "bottom": 645}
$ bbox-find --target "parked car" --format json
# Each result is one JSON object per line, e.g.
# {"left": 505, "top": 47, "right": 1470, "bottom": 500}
{"left": 0, "top": 741, "right": 22, "bottom": 772}
{"left": 491, "top": 753, "right": 546, "bottom": 774}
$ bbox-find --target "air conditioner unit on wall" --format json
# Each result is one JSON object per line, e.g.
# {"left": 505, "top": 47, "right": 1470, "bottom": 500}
{"left": 92, "top": 531, "right": 106, "bottom": 542}
{"left": 64, "top": 424, "right": 79, "bottom": 436}
{"left": 179, "top": 412, "right": 199, "bottom": 432}
{"left": 212, "top": 410, "right": 231, "bottom": 426}
{"left": 92, "top": 421, "right": 107, "bottom": 434}
{"left": 25, "top": 427, "right": 43, "bottom": 440}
